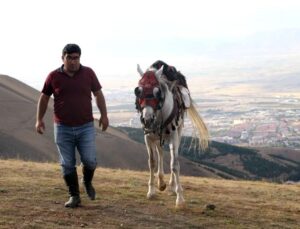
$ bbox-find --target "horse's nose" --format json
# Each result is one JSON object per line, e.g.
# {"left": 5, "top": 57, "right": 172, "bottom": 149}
{"left": 140, "top": 117, "right": 147, "bottom": 125}
{"left": 142, "top": 117, "right": 154, "bottom": 128}
{"left": 144, "top": 119, "right": 151, "bottom": 127}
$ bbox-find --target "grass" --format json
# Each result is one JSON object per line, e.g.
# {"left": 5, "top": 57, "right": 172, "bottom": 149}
{"left": 0, "top": 159, "right": 300, "bottom": 228}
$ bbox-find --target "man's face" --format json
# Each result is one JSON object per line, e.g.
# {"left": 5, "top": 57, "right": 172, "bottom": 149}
{"left": 62, "top": 53, "right": 81, "bottom": 73}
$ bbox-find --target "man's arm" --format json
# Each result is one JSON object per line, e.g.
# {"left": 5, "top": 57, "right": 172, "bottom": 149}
{"left": 93, "top": 90, "right": 109, "bottom": 131}
{"left": 35, "top": 93, "right": 50, "bottom": 134}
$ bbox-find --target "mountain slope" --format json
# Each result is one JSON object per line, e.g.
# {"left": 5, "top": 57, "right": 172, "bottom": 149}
{"left": 0, "top": 74, "right": 217, "bottom": 177}
{"left": 0, "top": 74, "right": 56, "bottom": 161}
{"left": 1, "top": 159, "right": 300, "bottom": 228}
{"left": 0, "top": 74, "right": 148, "bottom": 169}
{"left": 3, "top": 74, "right": 299, "bottom": 181}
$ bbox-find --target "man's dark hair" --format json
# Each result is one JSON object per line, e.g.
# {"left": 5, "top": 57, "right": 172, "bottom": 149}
{"left": 62, "top": 43, "right": 81, "bottom": 56}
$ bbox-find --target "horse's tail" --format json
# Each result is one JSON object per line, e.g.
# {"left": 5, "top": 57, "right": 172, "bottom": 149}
{"left": 187, "top": 99, "right": 209, "bottom": 151}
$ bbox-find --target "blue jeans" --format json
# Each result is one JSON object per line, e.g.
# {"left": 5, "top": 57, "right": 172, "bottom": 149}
{"left": 54, "top": 121, "right": 97, "bottom": 176}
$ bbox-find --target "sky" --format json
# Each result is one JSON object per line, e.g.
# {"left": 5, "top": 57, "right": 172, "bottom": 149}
{"left": 1, "top": 0, "right": 300, "bottom": 90}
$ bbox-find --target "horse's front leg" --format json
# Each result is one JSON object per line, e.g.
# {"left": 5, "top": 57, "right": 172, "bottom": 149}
{"left": 169, "top": 131, "right": 185, "bottom": 208}
{"left": 145, "top": 136, "right": 156, "bottom": 199}
{"left": 169, "top": 125, "right": 183, "bottom": 196}
{"left": 168, "top": 172, "right": 176, "bottom": 195}
{"left": 156, "top": 144, "right": 166, "bottom": 191}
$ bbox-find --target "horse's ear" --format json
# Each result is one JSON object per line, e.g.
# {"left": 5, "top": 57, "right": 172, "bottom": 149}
{"left": 137, "top": 64, "right": 144, "bottom": 77}
{"left": 155, "top": 65, "right": 164, "bottom": 79}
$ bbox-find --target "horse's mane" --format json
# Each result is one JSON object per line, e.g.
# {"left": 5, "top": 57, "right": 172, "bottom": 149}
{"left": 174, "top": 71, "right": 188, "bottom": 88}
{"left": 150, "top": 60, "right": 188, "bottom": 88}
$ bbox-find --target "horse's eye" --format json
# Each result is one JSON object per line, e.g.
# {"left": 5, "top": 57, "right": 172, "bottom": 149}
{"left": 134, "top": 86, "right": 143, "bottom": 98}
{"left": 153, "top": 87, "right": 161, "bottom": 99}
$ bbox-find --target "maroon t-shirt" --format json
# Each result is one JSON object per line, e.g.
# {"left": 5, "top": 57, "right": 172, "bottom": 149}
{"left": 42, "top": 65, "right": 101, "bottom": 126}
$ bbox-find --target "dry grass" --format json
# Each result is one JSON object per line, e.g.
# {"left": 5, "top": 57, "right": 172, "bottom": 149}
{"left": 0, "top": 159, "right": 300, "bottom": 228}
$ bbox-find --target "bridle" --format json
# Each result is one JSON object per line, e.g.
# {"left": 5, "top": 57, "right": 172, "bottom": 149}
{"left": 134, "top": 71, "right": 165, "bottom": 133}
{"left": 134, "top": 71, "right": 165, "bottom": 113}
{"left": 134, "top": 70, "right": 180, "bottom": 146}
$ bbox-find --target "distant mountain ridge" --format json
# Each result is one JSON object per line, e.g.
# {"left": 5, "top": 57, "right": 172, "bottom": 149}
{"left": 119, "top": 126, "right": 300, "bottom": 182}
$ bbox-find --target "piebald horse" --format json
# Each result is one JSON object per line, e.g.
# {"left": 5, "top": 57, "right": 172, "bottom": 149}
{"left": 134, "top": 64, "right": 209, "bottom": 208}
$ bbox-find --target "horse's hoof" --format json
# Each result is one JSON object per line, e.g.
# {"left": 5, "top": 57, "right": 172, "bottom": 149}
{"left": 167, "top": 187, "right": 176, "bottom": 196}
{"left": 147, "top": 193, "right": 156, "bottom": 200}
{"left": 176, "top": 198, "right": 186, "bottom": 209}
{"left": 158, "top": 183, "right": 167, "bottom": 191}
{"left": 175, "top": 201, "right": 186, "bottom": 209}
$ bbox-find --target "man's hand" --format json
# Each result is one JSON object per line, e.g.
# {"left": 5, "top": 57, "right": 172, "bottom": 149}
{"left": 99, "top": 116, "right": 109, "bottom": 131}
{"left": 36, "top": 93, "right": 49, "bottom": 134}
{"left": 35, "top": 120, "right": 45, "bottom": 134}
{"left": 94, "top": 90, "right": 109, "bottom": 131}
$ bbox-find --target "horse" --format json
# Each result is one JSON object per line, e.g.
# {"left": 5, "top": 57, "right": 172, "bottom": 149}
{"left": 134, "top": 64, "right": 209, "bottom": 208}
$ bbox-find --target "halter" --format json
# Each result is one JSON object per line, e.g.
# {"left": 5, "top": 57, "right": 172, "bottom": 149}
{"left": 135, "top": 70, "right": 182, "bottom": 146}
{"left": 135, "top": 71, "right": 164, "bottom": 111}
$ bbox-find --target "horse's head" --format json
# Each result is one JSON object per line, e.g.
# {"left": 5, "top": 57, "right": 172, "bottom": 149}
{"left": 134, "top": 65, "right": 170, "bottom": 130}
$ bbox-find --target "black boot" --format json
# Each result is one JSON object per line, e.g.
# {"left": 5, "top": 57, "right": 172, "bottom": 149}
{"left": 63, "top": 171, "right": 81, "bottom": 208}
{"left": 82, "top": 166, "right": 96, "bottom": 200}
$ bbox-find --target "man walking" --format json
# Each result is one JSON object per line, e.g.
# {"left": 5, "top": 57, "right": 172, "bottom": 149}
{"left": 35, "top": 43, "right": 109, "bottom": 208}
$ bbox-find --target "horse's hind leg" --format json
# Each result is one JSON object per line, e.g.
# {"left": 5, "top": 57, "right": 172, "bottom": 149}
{"left": 145, "top": 136, "right": 156, "bottom": 199}
{"left": 156, "top": 144, "right": 166, "bottom": 191}
{"left": 169, "top": 131, "right": 185, "bottom": 208}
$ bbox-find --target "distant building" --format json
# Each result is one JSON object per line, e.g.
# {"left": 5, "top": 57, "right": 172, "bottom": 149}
{"left": 249, "top": 136, "right": 265, "bottom": 146}
{"left": 240, "top": 130, "right": 249, "bottom": 140}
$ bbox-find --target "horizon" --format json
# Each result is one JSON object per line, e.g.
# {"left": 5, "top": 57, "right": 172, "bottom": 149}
{"left": 1, "top": 0, "right": 300, "bottom": 92}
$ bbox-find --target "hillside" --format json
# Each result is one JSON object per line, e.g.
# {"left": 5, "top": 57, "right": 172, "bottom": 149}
{"left": 119, "top": 127, "right": 300, "bottom": 182}
{"left": 0, "top": 74, "right": 146, "bottom": 169}
{"left": 0, "top": 159, "right": 299, "bottom": 228}
{"left": 0, "top": 74, "right": 217, "bottom": 177}
{"left": 2, "top": 74, "right": 300, "bottom": 181}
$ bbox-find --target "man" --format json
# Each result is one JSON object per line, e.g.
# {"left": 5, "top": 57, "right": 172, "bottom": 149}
{"left": 35, "top": 43, "right": 109, "bottom": 208}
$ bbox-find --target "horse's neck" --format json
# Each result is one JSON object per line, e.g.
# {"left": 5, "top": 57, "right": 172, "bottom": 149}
{"left": 160, "top": 90, "right": 174, "bottom": 123}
